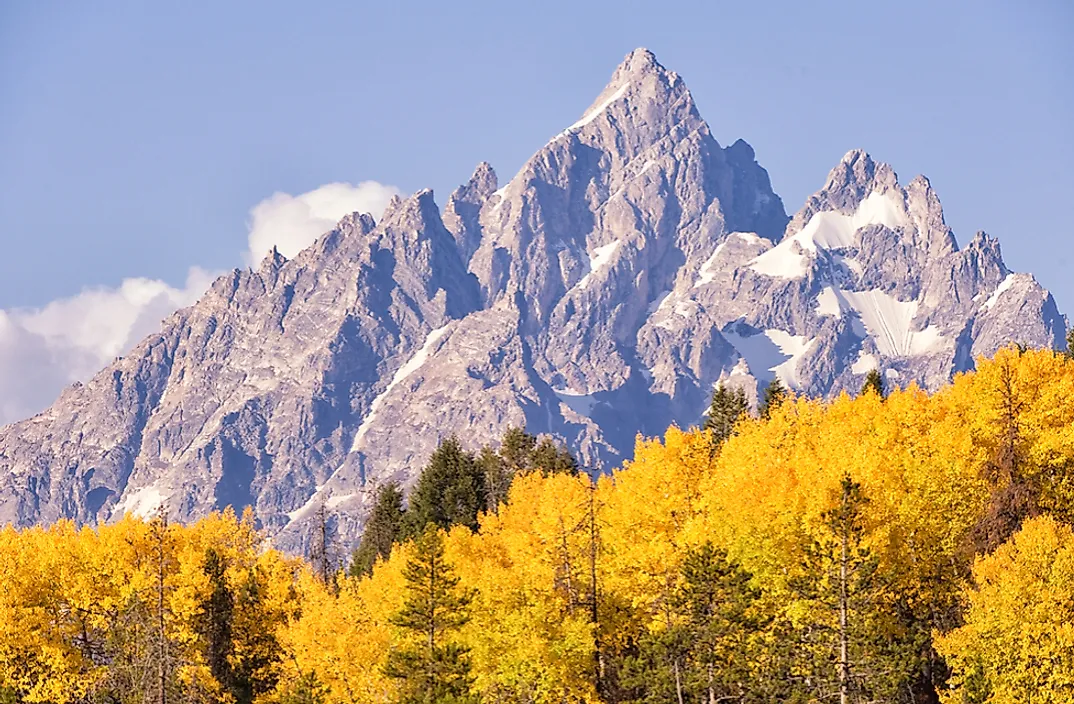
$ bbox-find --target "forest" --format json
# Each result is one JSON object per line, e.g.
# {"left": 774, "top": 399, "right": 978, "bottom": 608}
{"left": 2, "top": 344, "right": 1074, "bottom": 704}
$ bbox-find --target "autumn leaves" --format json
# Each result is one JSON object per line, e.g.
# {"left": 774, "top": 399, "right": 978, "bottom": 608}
{"left": 2, "top": 346, "right": 1074, "bottom": 702}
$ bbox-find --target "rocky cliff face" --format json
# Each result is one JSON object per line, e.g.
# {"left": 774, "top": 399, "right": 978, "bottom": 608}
{"left": 0, "top": 49, "right": 1065, "bottom": 552}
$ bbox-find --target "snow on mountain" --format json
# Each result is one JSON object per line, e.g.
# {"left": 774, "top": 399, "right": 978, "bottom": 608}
{"left": 0, "top": 48, "right": 1065, "bottom": 553}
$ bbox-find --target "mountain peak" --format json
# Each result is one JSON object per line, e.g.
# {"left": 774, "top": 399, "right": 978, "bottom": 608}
{"left": 443, "top": 163, "right": 497, "bottom": 261}
{"left": 0, "top": 49, "right": 1063, "bottom": 558}
{"left": 561, "top": 48, "right": 684, "bottom": 135}
{"left": 616, "top": 47, "right": 661, "bottom": 76}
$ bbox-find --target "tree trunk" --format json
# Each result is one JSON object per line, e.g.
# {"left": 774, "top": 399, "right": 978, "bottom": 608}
{"left": 673, "top": 658, "right": 684, "bottom": 704}
{"left": 588, "top": 473, "right": 603, "bottom": 697}
{"left": 156, "top": 514, "right": 167, "bottom": 704}
{"left": 840, "top": 504, "right": 849, "bottom": 704}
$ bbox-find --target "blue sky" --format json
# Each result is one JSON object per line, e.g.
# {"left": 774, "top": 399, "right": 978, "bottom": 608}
{"left": 2, "top": 0, "right": 1072, "bottom": 305}
{"left": 0, "top": 1, "right": 1071, "bottom": 419}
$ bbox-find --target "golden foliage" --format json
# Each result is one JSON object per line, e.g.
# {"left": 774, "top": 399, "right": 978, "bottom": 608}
{"left": 2, "top": 347, "right": 1073, "bottom": 702}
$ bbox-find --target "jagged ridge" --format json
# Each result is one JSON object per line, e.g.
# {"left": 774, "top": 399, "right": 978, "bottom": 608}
{"left": 0, "top": 48, "right": 1065, "bottom": 553}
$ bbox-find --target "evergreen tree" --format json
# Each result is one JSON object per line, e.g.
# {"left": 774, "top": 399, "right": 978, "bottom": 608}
{"left": 500, "top": 426, "right": 538, "bottom": 473}
{"left": 197, "top": 549, "right": 234, "bottom": 694}
{"left": 1066, "top": 328, "right": 1074, "bottom": 358}
{"left": 530, "top": 436, "right": 579, "bottom": 475}
{"left": 383, "top": 528, "right": 476, "bottom": 704}
{"left": 477, "top": 427, "right": 578, "bottom": 513}
{"left": 406, "top": 436, "right": 488, "bottom": 535}
{"left": 194, "top": 554, "right": 281, "bottom": 704}
{"left": 759, "top": 377, "right": 787, "bottom": 420}
{"left": 349, "top": 483, "right": 406, "bottom": 578}
{"left": 477, "top": 445, "right": 512, "bottom": 513}
{"left": 229, "top": 567, "right": 282, "bottom": 704}
{"left": 792, "top": 474, "right": 913, "bottom": 703}
{"left": 860, "top": 369, "right": 885, "bottom": 398}
{"left": 703, "top": 383, "right": 750, "bottom": 446}
{"left": 621, "top": 543, "right": 766, "bottom": 703}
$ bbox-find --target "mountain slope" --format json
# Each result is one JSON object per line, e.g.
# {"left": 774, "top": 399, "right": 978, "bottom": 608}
{"left": 0, "top": 49, "right": 1065, "bottom": 552}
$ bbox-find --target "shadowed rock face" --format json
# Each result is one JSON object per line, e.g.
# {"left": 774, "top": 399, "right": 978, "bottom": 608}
{"left": 0, "top": 48, "right": 1065, "bottom": 553}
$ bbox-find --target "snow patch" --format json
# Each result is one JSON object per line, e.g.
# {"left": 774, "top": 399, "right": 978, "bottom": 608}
{"left": 981, "top": 273, "right": 1020, "bottom": 310}
{"left": 816, "top": 287, "right": 842, "bottom": 317}
{"left": 606, "top": 160, "right": 660, "bottom": 202}
{"left": 839, "top": 289, "right": 944, "bottom": 357}
{"left": 648, "top": 290, "right": 698, "bottom": 331}
{"left": 647, "top": 290, "right": 672, "bottom": 314}
{"left": 695, "top": 251, "right": 721, "bottom": 287}
{"left": 351, "top": 324, "right": 452, "bottom": 451}
{"left": 722, "top": 325, "right": 815, "bottom": 389}
{"left": 851, "top": 351, "right": 879, "bottom": 375}
{"left": 567, "top": 84, "right": 629, "bottom": 131}
{"left": 112, "top": 485, "right": 165, "bottom": 519}
{"left": 832, "top": 253, "right": 863, "bottom": 276}
{"left": 748, "top": 240, "right": 810, "bottom": 279}
{"left": 696, "top": 234, "right": 763, "bottom": 287}
{"left": 486, "top": 184, "right": 511, "bottom": 216}
{"left": 885, "top": 369, "right": 901, "bottom": 380}
{"left": 554, "top": 389, "right": 600, "bottom": 417}
{"left": 577, "top": 241, "right": 621, "bottom": 290}
{"left": 326, "top": 493, "right": 357, "bottom": 510}
{"left": 750, "top": 191, "right": 908, "bottom": 279}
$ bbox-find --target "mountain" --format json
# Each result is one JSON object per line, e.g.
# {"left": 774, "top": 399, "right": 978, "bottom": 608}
{"left": 0, "top": 49, "right": 1065, "bottom": 552}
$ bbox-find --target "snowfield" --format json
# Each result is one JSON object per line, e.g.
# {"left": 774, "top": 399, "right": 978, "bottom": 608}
{"left": 750, "top": 191, "right": 908, "bottom": 279}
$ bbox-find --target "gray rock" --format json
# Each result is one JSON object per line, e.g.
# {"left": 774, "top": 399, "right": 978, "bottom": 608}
{"left": 0, "top": 48, "right": 1065, "bottom": 554}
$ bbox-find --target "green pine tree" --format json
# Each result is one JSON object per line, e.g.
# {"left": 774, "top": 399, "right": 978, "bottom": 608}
{"left": 1066, "top": 328, "right": 1074, "bottom": 358}
{"left": 500, "top": 426, "right": 538, "bottom": 473}
{"left": 383, "top": 528, "right": 477, "bottom": 704}
{"left": 478, "top": 427, "right": 578, "bottom": 513}
{"left": 529, "top": 436, "right": 579, "bottom": 475}
{"left": 197, "top": 548, "right": 235, "bottom": 695}
{"left": 791, "top": 474, "right": 917, "bottom": 703}
{"left": 349, "top": 483, "right": 406, "bottom": 578}
{"left": 621, "top": 543, "right": 766, "bottom": 703}
{"left": 229, "top": 566, "right": 282, "bottom": 704}
{"left": 406, "top": 436, "right": 488, "bottom": 536}
{"left": 759, "top": 377, "right": 787, "bottom": 420}
{"left": 860, "top": 369, "right": 885, "bottom": 398}
{"left": 703, "top": 382, "right": 750, "bottom": 446}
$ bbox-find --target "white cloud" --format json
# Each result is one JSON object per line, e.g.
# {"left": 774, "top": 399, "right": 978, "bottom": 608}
{"left": 0, "top": 268, "right": 216, "bottom": 425}
{"left": 245, "top": 181, "right": 401, "bottom": 265}
{"left": 0, "top": 179, "right": 402, "bottom": 427}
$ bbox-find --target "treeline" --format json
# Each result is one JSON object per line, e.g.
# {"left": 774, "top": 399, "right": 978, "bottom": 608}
{"left": 3, "top": 346, "right": 1074, "bottom": 703}
{"left": 348, "top": 428, "right": 578, "bottom": 579}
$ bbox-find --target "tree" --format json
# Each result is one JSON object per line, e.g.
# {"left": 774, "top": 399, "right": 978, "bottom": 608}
{"left": 406, "top": 436, "right": 488, "bottom": 536}
{"left": 383, "top": 528, "right": 476, "bottom": 703}
{"left": 936, "top": 516, "right": 1074, "bottom": 704}
{"left": 271, "top": 672, "right": 328, "bottom": 704}
{"left": 197, "top": 549, "right": 235, "bottom": 695}
{"left": 530, "top": 436, "right": 579, "bottom": 476}
{"left": 621, "top": 543, "right": 765, "bottom": 704}
{"left": 703, "top": 382, "right": 749, "bottom": 447}
{"left": 228, "top": 565, "right": 285, "bottom": 703}
{"left": 309, "top": 503, "right": 338, "bottom": 589}
{"left": 1067, "top": 327, "right": 1074, "bottom": 358}
{"left": 792, "top": 474, "right": 914, "bottom": 703}
{"left": 480, "top": 428, "right": 579, "bottom": 513}
{"left": 349, "top": 483, "right": 406, "bottom": 578}
{"left": 759, "top": 377, "right": 787, "bottom": 420}
{"left": 500, "top": 426, "right": 538, "bottom": 473}
{"left": 860, "top": 369, "right": 885, "bottom": 398}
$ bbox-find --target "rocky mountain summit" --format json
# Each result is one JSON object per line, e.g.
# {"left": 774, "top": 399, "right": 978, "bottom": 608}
{"left": 0, "top": 49, "right": 1065, "bottom": 552}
